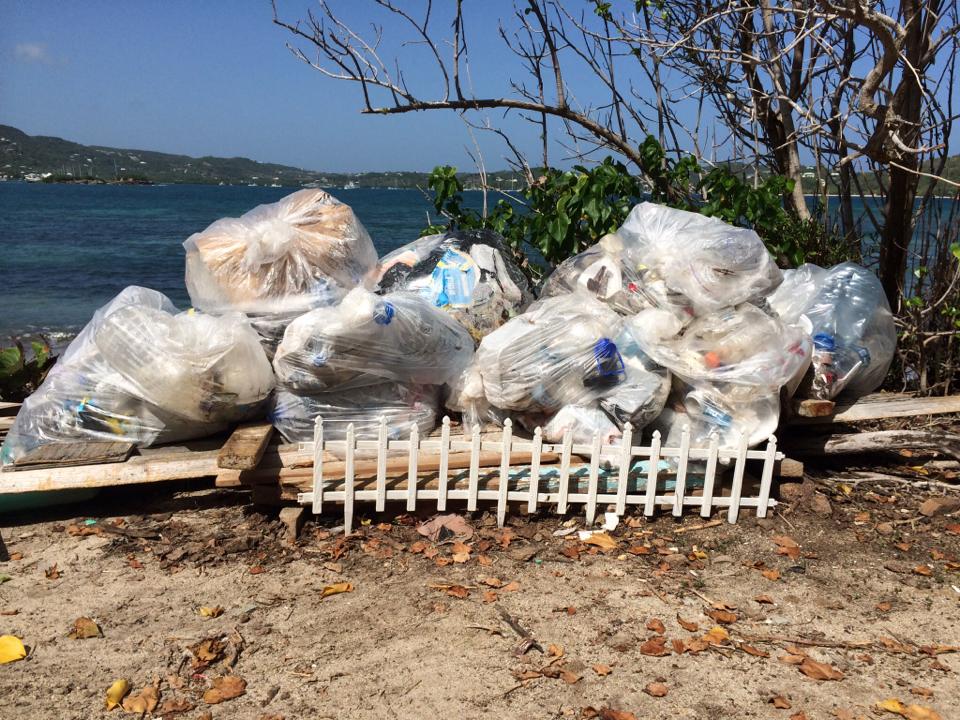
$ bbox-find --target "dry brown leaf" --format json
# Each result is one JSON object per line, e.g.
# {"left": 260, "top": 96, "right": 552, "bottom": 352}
{"left": 446, "top": 585, "right": 470, "bottom": 599}
{"left": 559, "top": 669, "right": 581, "bottom": 685}
{"left": 122, "top": 679, "right": 160, "bottom": 714}
{"left": 626, "top": 544, "right": 650, "bottom": 555}
{"left": 762, "top": 568, "right": 782, "bottom": 581}
{"left": 877, "top": 601, "right": 893, "bottom": 612}
{"left": 706, "top": 608, "right": 737, "bottom": 624}
{"left": 798, "top": 657, "right": 844, "bottom": 681}
{"left": 248, "top": 565, "right": 265, "bottom": 575}
{"left": 68, "top": 617, "right": 102, "bottom": 639}
{"left": 409, "top": 540, "right": 428, "bottom": 554}
{"left": 754, "top": 594, "right": 775, "bottom": 604}
{"left": 646, "top": 618, "right": 665, "bottom": 634}
{"left": 582, "top": 532, "right": 618, "bottom": 551}
{"left": 643, "top": 681, "right": 668, "bottom": 697}
{"left": 779, "top": 653, "right": 807, "bottom": 665}
{"left": 671, "top": 638, "right": 687, "bottom": 655}
{"left": 592, "top": 664, "right": 612, "bottom": 677}
{"left": 910, "top": 688, "right": 934, "bottom": 699}
{"left": 156, "top": 696, "right": 194, "bottom": 716}
{"left": 482, "top": 590, "right": 498, "bottom": 603}
{"left": 560, "top": 544, "right": 581, "bottom": 560}
{"left": 547, "top": 643, "right": 564, "bottom": 658}
{"left": 790, "top": 713, "right": 809, "bottom": 720}
{"left": 740, "top": 643, "right": 770, "bottom": 658}
{"left": 482, "top": 577, "right": 503, "bottom": 588}
{"left": 203, "top": 675, "right": 247, "bottom": 705}
{"left": 477, "top": 554, "right": 493, "bottom": 566}
{"left": 676, "top": 615, "right": 699, "bottom": 632}
{"left": 703, "top": 626, "right": 729, "bottom": 645}
{"left": 919, "top": 644, "right": 960, "bottom": 656}
{"left": 771, "top": 695, "right": 792, "bottom": 709}
{"left": 45, "top": 564, "right": 61, "bottom": 580}
{"left": 639, "top": 636, "right": 670, "bottom": 656}
{"left": 502, "top": 580, "right": 520, "bottom": 592}
{"left": 591, "top": 707, "right": 637, "bottom": 720}
{"left": 320, "top": 582, "right": 354, "bottom": 599}
{"left": 451, "top": 551, "right": 470, "bottom": 563}
{"left": 913, "top": 565, "right": 933, "bottom": 577}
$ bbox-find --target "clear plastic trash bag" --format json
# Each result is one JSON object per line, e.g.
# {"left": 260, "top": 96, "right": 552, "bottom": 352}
{"left": 269, "top": 384, "right": 439, "bottom": 443}
{"left": 790, "top": 263, "right": 896, "bottom": 399}
{"left": 766, "top": 263, "right": 830, "bottom": 326}
{"left": 653, "top": 379, "right": 780, "bottom": 451}
{"left": 540, "top": 233, "right": 697, "bottom": 322}
{"left": 627, "top": 304, "right": 811, "bottom": 391}
{"left": 617, "top": 202, "right": 782, "bottom": 313}
{"left": 1, "top": 287, "right": 275, "bottom": 465}
{"left": 466, "top": 294, "right": 626, "bottom": 414}
{"left": 184, "top": 189, "right": 377, "bottom": 315}
{"left": 375, "top": 229, "right": 533, "bottom": 341}
{"left": 273, "top": 287, "right": 475, "bottom": 393}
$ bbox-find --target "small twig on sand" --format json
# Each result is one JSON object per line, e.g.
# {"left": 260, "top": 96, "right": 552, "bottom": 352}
{"left": 673, "top": 519, "right": 723, "bottom": 534}
{"left": 497, "top": 607, "right": 544, "bottom": 654}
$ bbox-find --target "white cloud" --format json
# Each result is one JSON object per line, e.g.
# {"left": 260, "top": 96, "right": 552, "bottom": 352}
{"left": 14, "top": 43, "right": 51, "bottom": 64}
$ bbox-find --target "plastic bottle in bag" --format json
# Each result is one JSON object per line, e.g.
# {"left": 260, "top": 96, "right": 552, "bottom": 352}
{"left": 375, "top": 229, "right": 533, "bottom": 341}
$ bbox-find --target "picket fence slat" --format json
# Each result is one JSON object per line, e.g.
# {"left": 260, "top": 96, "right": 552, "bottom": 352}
{"left": 298, "top": 418, "right": 782, "bottom": 532}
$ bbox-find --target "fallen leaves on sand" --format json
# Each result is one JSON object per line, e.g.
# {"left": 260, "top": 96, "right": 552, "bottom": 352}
{"left": 762, "top": 568, "right": 782, "bottom": 581}
{"left": 582, "top": 532, "right": 618, "bottom": 551}
{"left": 44, "top": 564, "right": 61, "bottom": 580}
{"left": 705, "top": 607, "right": 737, "bottom": 624}
{"left": 773, "top": 535, "right": 801, "bottom": 560}
{"left": 755, "top": 594, "right": 775, "bottom": 604}
{"left": 122, "top": 678, "right": 160, "bottom": 713}
{"left": 646, "top": 618, "right": 665, "bottom": 634}
{"left": 417, "top": 514, "right": 474, "bottom": 541}
{"left": 156, "top": 696, "right": 194, "bottom": 716}
{"left": 639, "top": 636, "right": 670, "bottom": 656}
{"left": 677, "top": 615, "right": 699, "bottom": 632}
{"left": 203, "top": 675, "right": 247, "bottom": 704}
{"left": 320, "top": 582, "right": 354, "bottom": 599}
{"left": 593, "top": 663, "right": 612, "bottom": 676}
{"left": 771, "top": 695, "right": 792, "bottom": 709}
{"left": 799, "top": 657, "right": 844, "bottom": 681}
{"left": 876, "top": 698, "right": 942, "bottom": 720}
{"left": 643, "top": 681, "right": 668, "bottom": 697}
{"left": 740, "top": 643, "right": 770, "bottom": 658}
{"left": 68, "top": 617, "right": 102, "bottom": 639}
{"left": 0, "top": 635, "right": 27, "bottom": 664}
{"left": 582, "top": 707, "right": 637, "bottom": 720}
{"left": 104, "top": 679, "right": 130, "bottom": 710}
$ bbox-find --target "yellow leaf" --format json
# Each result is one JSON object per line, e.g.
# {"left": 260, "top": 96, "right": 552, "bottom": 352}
{"left": 104, "top": 679, "right": 130, "bottom": 710}
{"left": 877, "top": 698, "right": 943, "bottom": 720}
{"left": 0, "top": 635, "right": 26, "bottom": 664}
{"left": 199, "top": 606, "right": 224, "bottom": 618}
{"left": 838, "top": 483, "right": 853, "bottom": 496}
{"left": 320, "top": 582, "right": 354, "bottom": 598}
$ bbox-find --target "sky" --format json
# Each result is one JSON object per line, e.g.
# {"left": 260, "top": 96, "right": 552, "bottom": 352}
{"left": 0, "top": 0, "right": 567, "bottom": 173}
{"left": 2, "top": 2, "right": 956, "bottom": 174}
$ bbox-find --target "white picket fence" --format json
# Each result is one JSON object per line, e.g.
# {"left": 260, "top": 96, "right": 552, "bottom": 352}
{"left": 297, "top": 416, "right": 781, "bottom": 533}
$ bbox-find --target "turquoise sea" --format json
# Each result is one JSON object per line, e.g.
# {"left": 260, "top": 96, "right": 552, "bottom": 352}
{"left": 0, "top": 183, "right": 447, "bottom": 338}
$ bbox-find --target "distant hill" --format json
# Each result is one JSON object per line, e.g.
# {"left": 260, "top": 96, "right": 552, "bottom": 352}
{"left": 0, "top": 124, "right": 457, "bottom": 188}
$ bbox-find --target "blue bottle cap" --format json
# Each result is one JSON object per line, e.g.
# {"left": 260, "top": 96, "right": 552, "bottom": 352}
{"left": 813, "top": 333, "right": 835, "bottom": 351}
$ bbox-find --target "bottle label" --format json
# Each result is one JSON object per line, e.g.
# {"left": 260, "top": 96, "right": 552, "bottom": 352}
{"left": 427, "top": 249, "right": 478, "bottom": 307}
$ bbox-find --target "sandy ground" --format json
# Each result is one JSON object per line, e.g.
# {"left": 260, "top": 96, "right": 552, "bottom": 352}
{"left": 0, "top": 477, "right": 958, "bottom": 720}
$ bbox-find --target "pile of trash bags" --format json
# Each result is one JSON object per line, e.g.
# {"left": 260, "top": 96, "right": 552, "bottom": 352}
{"left": 1, "top": 191, "right": 897, "bottom": 467}
{"left": 1, "top": 287, "right": 275, "bottom": 465}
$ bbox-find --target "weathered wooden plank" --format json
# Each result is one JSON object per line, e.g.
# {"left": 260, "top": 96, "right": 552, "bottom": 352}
{"left": 784, "top": 429, "right": 960, "bottom": 460}
{"left": 7, "top": 441, "right": 134, "bottom": 470}
{"left": 0, "top": 416, "right": 15, "bottom": 431}
{"left": 217, "top": 422, "right": 274, "bottom": 470}
{"left": 789, "top": 392, "right": 960, "bottom": 425}
{"left": 0, "top": 449, "right": 220, "bottom": 494}
{"left": 0, "top": 402, "right": 21, "bottom": 417}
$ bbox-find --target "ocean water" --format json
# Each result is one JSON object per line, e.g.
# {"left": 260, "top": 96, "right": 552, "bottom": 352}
{"left": 0, "top": 183, "right": 447, "bottom": 338}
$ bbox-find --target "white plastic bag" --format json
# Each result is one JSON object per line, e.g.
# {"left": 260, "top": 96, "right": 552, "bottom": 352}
{"left": 273, "top": 287, "right": 475, "bottom": 392}
{"left": 375, "top": 229, "right": 533, "bottom": 340}
{"left": 1, "top": 287, "right": 275, "bottom": 465}
{"left": 184, "top": 189, "right": 377, "bottom": 315}
{"left": 618, "top": 202, "right": 782, "bottom": 312}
